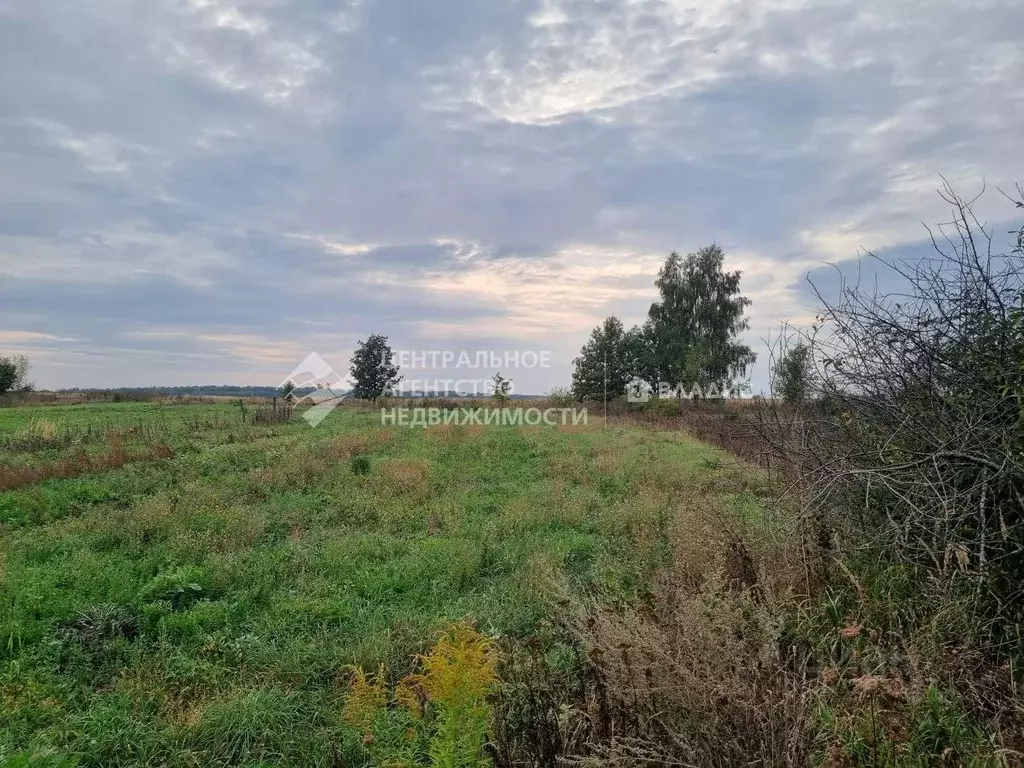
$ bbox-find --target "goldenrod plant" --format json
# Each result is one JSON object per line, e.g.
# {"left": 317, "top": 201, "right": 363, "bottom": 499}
{"left": 341, "top": 623, "right": 500, "bottom": 767}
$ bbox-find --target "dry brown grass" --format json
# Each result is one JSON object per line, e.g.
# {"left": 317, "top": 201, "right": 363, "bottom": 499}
{"left": 376, "top": 458, "right": 431, "bottom": 496}
{"left": 245, "top": 430, "right": 396, "bottom": 495}
{"left": 493, "top": 485, "right": 815, "bottom": 767}
{"left": 0, "top": 432, "right": 174, "bottom": 492}
{"left": 496, "top": 573, "right": 813, "bottom": 767}
{"left": 424, "top": 424, "right": 458, "bottom": 442}
{"left": 247, "top": 451, "right": 332, "bottom": 493}
{"left": 333, "top": 429, "right": 392, "bottom": 459}
{"left": 332, "top": 435, "right": 371, "bottom": 460}
{"left": 545, "top": 449, "right": 592, "bottom": 487}
{"left": 568, "top": 573, "right": 812, "bottom": 766}
{"left": 424, "top": 424, "right": 485, "bottom": 444}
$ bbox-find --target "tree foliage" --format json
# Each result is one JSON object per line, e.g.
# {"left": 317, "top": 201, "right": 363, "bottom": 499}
{"left": 279, "top": 379, "right": 297, "bottom": 403}
{"left": 571, "top": 317, "right": 637, "bottom": 401}
{"left": 571, "top": 245, "right": 755, "bottom": 401}
{"left": 491, "top": 372, "right": 513, "bottom": 403}
{"left": 772, "top": 343, "right": 815, "bottom": 402}
{"left": 646, "top": 245, "right": 755, "bottom": 390}
{"left": 350, "top": 335, "right": 401, "bottom": 400}
{"left": 0, "top": 355, "right": 31, "bottom": 395}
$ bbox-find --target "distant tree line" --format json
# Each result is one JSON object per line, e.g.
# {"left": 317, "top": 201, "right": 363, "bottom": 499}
{"left": 57, "top": 385, "right": 318, "bottom": 399}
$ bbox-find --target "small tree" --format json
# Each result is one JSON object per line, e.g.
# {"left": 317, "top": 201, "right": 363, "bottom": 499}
{"left": 772, "top": 342, "right": 815, "bottom": 403}
{"left": 350, "top": 335, "right": 402, "bottom": 400}
{"left": 0, "top": 360, "right": 16, "bottom": 395}
{"left": 571, "top": 317, "right": 637, "bottom": 401}
{"left": 491, "top": 372, "right": 513, "bottom": 403}
{"left": 280, "top": 379, "right": 297, "bottom": 403}
{"left": 0, "top": 355, "right": 30, "bottom": 395}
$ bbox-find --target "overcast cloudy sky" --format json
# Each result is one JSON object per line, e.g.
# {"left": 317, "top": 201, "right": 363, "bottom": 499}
{"left": 1, "top": 0, "right": 1022, "bottom": 393}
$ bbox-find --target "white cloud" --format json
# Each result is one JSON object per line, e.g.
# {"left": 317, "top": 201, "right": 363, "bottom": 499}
{"left": 0, "top": 331, "right": 76, "bottom": 344}
{"left": 386, "top": 243, "right": 668, "bottom": 340}
{"left": 441, "top": 0, "right": 826, "bottom": 125}
{"left": 284, "top": 233, "right": 381, "bottom": 257}
{"left": 153, "top": 0, "right": 327, "bottom": 109}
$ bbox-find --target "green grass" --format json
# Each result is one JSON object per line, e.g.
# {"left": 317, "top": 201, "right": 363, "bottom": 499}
{"left": 0, "top": 403, "right": 758, "bottom": 766}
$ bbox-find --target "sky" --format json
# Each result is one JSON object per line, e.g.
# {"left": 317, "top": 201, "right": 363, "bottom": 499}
{"left": 1, "top": 0, "right": 1022, "bottom": 395}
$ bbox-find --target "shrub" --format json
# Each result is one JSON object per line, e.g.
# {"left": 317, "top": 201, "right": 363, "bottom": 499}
{"left": 350, "top": 454, "right": 372, "bottom": 476}
{"left": 342, "top": 623, "right": 500, "bottom": 767}
{"left": 772, "top": 342, "right": 816, "bottom": 403}
{"left": 544, "top": 387, "right": 575, "bottom": 409}
{"left": 792, "top": 183, "right": 1024, "bottom": 633}
{"left": 643, "top": 396, "right": 680, "bottom": 418}
{"left": 56, "top": 604, "right": 140, "bottom": 652}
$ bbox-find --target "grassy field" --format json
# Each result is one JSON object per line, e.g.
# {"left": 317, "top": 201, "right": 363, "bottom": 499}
{"left": 0, "top": 402, "right": 781, "bottom": 766}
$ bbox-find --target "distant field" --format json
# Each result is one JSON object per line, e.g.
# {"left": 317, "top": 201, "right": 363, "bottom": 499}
{"left": 0, "top": 402, "right": 776, "bottom": 766}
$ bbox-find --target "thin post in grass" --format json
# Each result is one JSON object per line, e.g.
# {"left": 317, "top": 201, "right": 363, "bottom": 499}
{"left": 603, "top": 351, "right": 608, "bottom": 427}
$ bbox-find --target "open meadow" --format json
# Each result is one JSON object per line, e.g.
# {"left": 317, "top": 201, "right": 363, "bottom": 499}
{"left": 1, "top": 401, "right": 1014, "bottom": 767}
{"left": 0, "top": 401, "right": 792, "bottom": 766}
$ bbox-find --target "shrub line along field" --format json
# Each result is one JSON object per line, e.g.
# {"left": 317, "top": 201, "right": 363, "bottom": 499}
{"left": 0, "top": 401, "right": 1007, "bottom": 766}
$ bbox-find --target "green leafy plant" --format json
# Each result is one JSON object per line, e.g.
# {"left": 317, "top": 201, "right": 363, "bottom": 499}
{"left": 140, "top": 565, "right": 209, "bottom": 610}
{"left": 350, "top": 454, "right": 372, "bottom": 475}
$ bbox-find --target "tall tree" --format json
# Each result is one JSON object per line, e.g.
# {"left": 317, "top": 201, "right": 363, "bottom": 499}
{"left": 646, "top": 245, "right": 755, "bottom": 392}
{"left": 571, "top": 317, "right": 637, "bottom": 401}
{"left": 349, "top": 335, "right": 401, "bottom": 400}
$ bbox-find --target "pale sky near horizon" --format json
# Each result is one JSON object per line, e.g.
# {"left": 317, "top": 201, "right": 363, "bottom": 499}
{"left": 1, "top": 0, "right": 1022, "bottom": 394}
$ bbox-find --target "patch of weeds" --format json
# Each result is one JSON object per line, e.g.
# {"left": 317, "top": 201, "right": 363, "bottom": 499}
{"left": 0, "top": 750, "right": 77, "bottom": 768}
{"left": 699, "top": 455, "right": 721, "bottom": 470}
{"left": 140, "top": 565, "right": 210, "bottom": 611}
{"left": 0, "top": 489, "right": 49, "bottom": 526}
{"left": 342, "top": 622, "right": 500, "bottom": 767}
{"left": 182, "top": 686, "right": 314, "bottom": 765}
{"left": 596, "top": 473, "right": 626, "bottom": 503}
{"left": 816, "top": 684, "right": 993, "bottom": 766}
{"left": 350, "top": 454, "right": 372, "bottom": 476}
{"left": 56, "top": 603, "right": 140, "bottom": 653}
{"left": 563, "top": 540, "right": 599, "bottom": 579}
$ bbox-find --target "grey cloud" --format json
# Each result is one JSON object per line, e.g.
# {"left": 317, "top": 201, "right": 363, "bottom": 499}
{"left": 0, "top": 0, "right": 1022, "bottom": 391}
